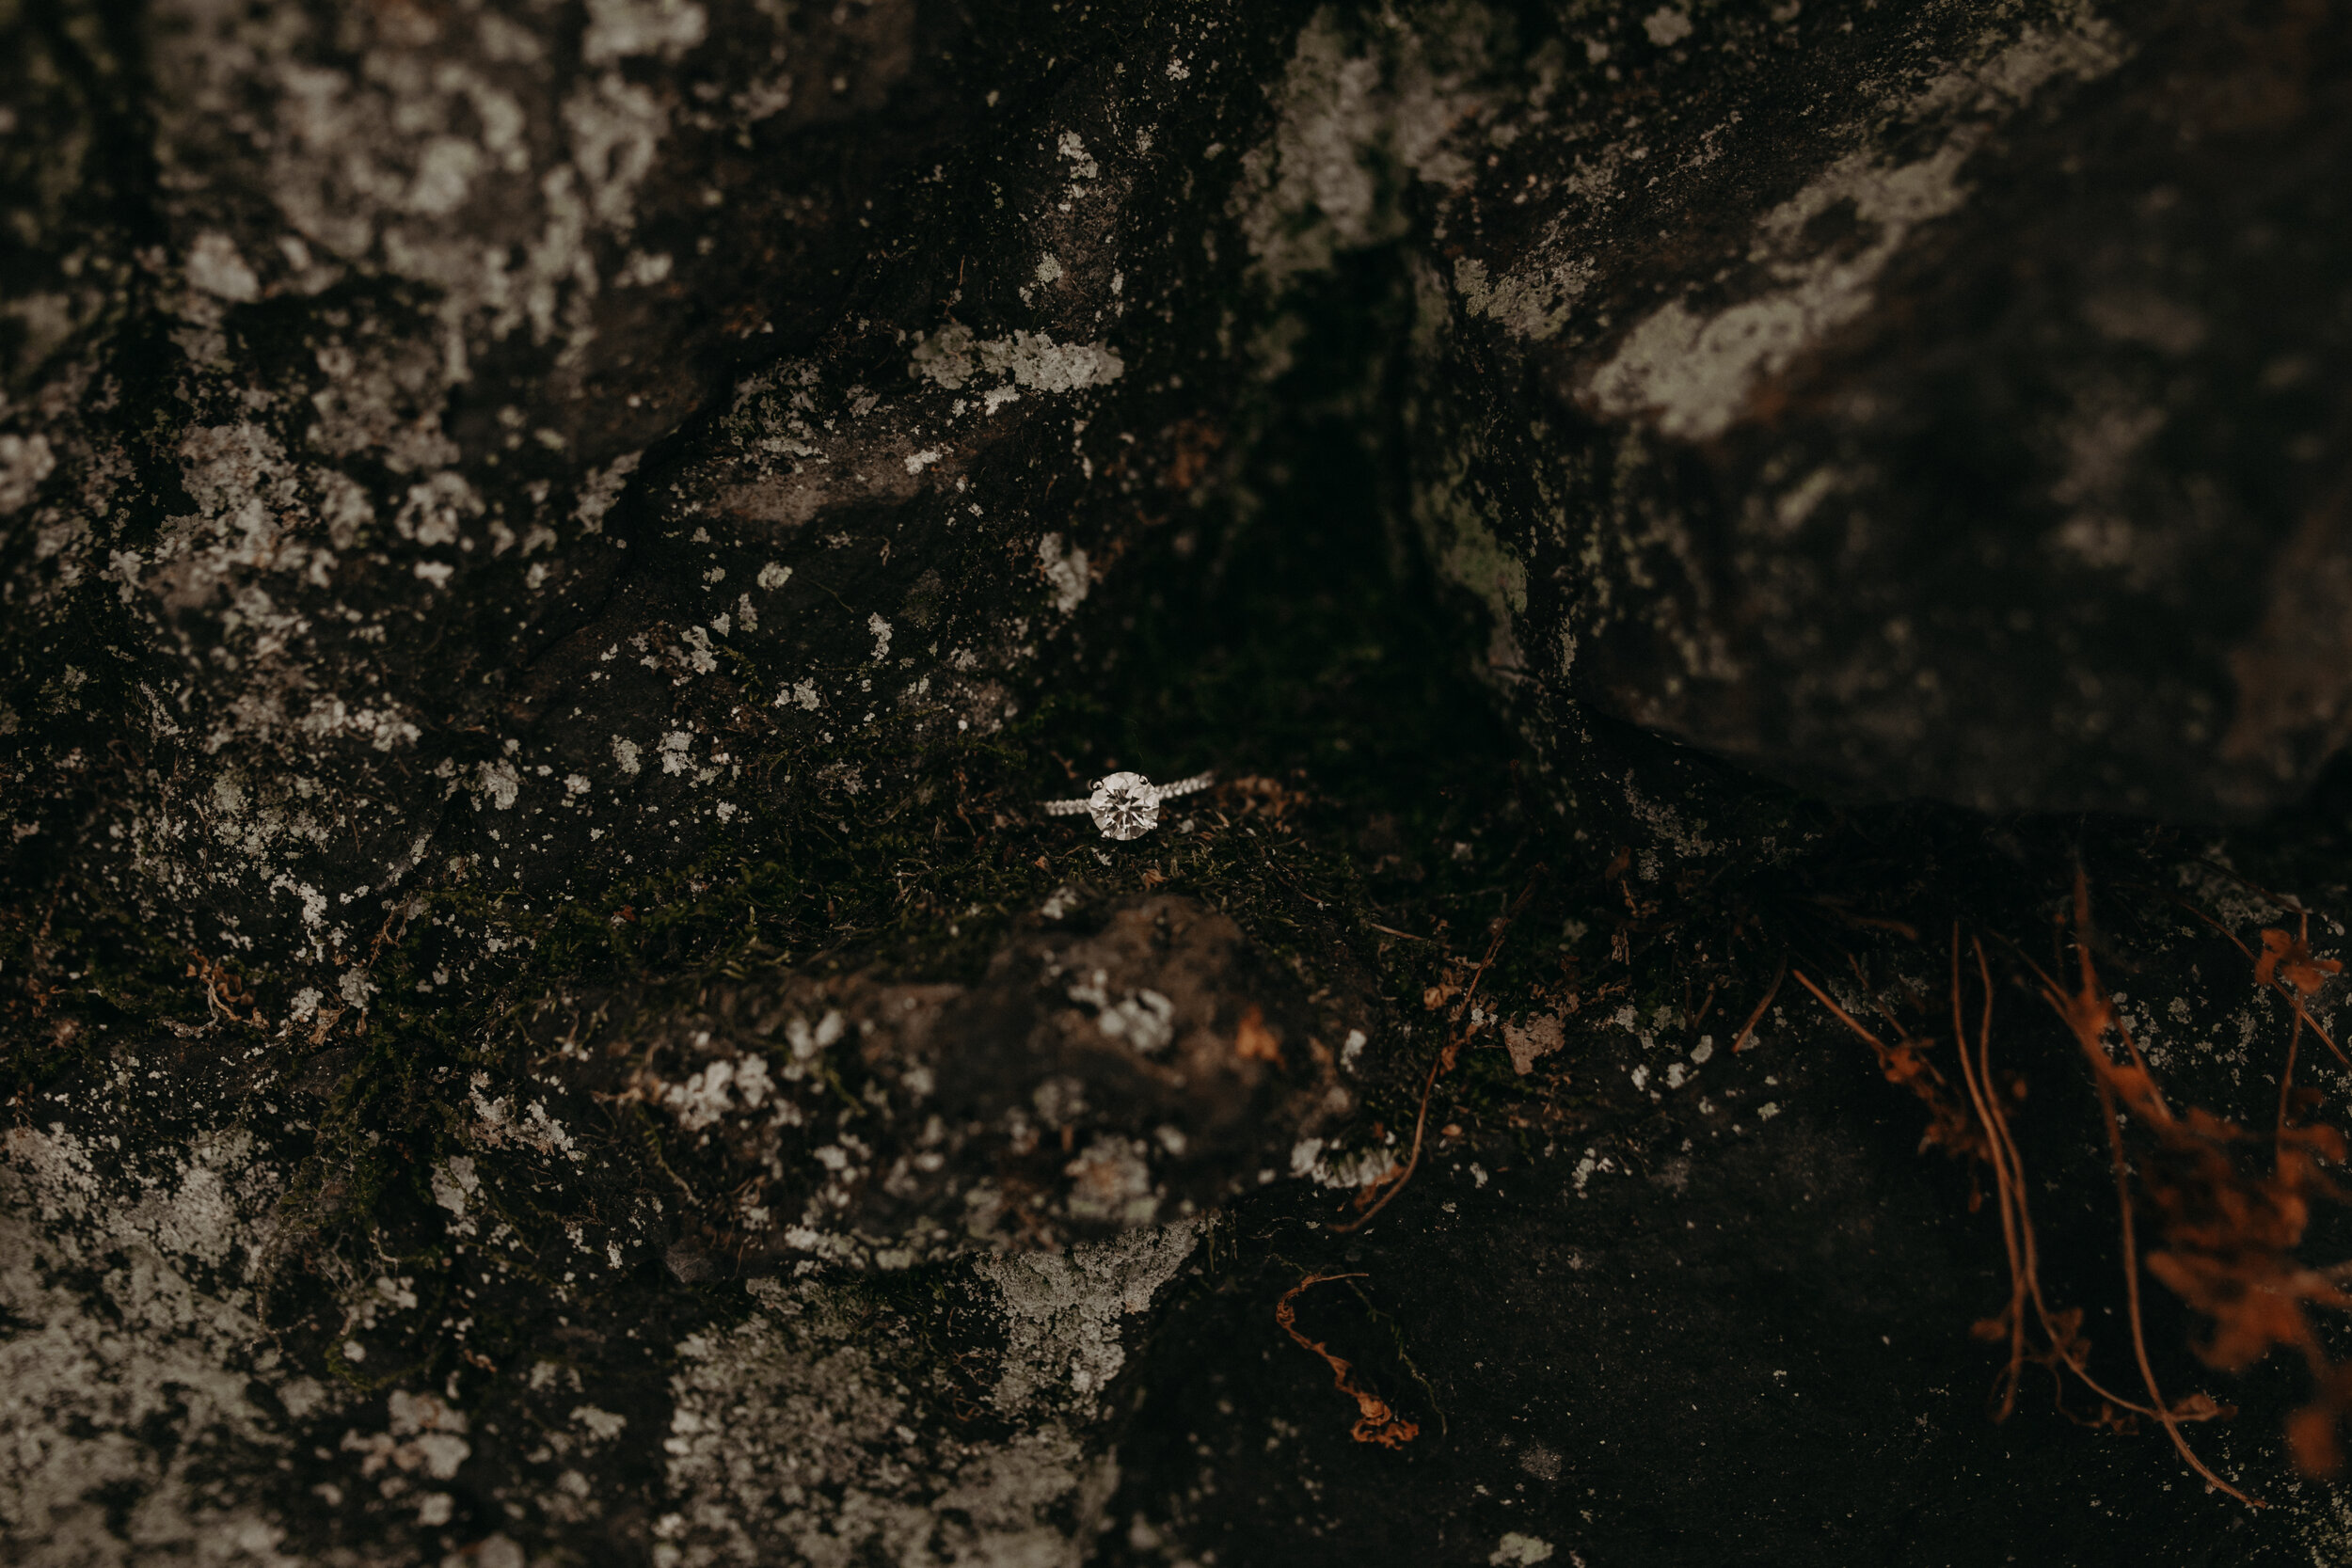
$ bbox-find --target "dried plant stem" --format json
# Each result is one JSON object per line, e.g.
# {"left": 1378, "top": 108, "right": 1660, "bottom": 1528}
{"left": 1334, "top": 869, "right": 1543, "bottom": 1233}
{"left": 1275, "top": 1273, "right": 1420, "bottom": 1448}
{"left": 1801, "top": 942, "right": 2169, "bottom": 1425}
{"left": 1965, "top": 940, "right": 2159, "bottom": 1420}
{"left": 2047, "top": 875, "right": 2260, "bottom": 1505}
{"left": 1798, "top": 870, "right": 2348, "bottom": 1500}
{"left": 1949, "top": 929, "right": 2028, "bottom": 1418}
{"left": 2092, "top": 1072, "right": 2260, "bottom": 1507}
{"left": 1731, "top": 953, "right": 1788, "bottom": 1053}
{"left": 1787, "top": 969, "right": 1873, "bottom": 1050}
{"left": 1329, "top": 1042, "right": 1446, "bottom": 1235}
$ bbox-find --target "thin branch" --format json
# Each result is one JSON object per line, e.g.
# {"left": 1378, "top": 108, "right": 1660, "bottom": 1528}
{"left": 1950, "top": 927, "right": 2027, "bottom": 1418}
{"left": 1275, "top": 1273, "right": 1420, "bottom": 1448}
{"left": 1731, "top": 953, "right": 1787, "bottom": 1053}
{"left": 2093, "top": 1073, "right": 2260, "bottom": 1507}
{"left": 1333, "top": 869, "right": 1545, "bottom": 1233}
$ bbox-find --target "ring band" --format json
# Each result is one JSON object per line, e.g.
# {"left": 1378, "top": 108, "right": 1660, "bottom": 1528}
{"left": 1041, "top": 770, "right": 1215, "bottom": 841}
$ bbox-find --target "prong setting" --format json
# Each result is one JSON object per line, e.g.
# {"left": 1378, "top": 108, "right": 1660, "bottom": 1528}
{"left": 1038, "top": 769, "right": 1216, "bottom": 839}
{"left": 1087, "top": 771, "right": 1160, "bottom": 841}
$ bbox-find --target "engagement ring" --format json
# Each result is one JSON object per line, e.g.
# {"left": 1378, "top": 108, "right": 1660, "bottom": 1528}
{"left": 1040, "top": 770, "right": 1216, "bottom": 841}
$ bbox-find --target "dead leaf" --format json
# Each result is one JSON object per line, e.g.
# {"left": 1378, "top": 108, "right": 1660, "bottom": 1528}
{"left": 1234, "top": 1004, "right": 1281, "bottom": 1063}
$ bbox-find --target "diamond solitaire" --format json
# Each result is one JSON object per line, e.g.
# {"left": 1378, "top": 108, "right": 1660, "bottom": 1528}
{"left": 1040, "top": 769, "right": 1215, "bottom": 841}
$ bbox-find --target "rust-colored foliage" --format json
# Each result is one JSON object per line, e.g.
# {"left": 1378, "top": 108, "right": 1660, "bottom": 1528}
{"left": 1796, "top": 873, "right": 2352, "bottom": 1507}
{"left": 1797, "top": 948, "right": 2196, "bottom": 1444}
{"left": 1937, "top": 938, "right": 2176, "bottom": 1438}
{"left": 2257, "top": 923, "right": 2344, "bottom": 998}
{"left": 2031, "top": 881, "right": 2270, "bottom": 1504}
{"left": 1275, "top": 1273, "right": 1421, "bottom": 1449}
{"left": 185, "top": 950, "right": 264, "bottom": 1028}
{"left": 2038, "top": 887, "right": 2352, "bottom": 1490}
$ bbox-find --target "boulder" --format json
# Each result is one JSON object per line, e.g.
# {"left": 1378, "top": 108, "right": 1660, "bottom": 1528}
{"left": 1391, "top": 0, "right": 2352, "bottom": 817}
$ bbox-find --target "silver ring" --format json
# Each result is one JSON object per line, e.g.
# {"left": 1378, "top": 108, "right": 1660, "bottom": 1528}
{"left": 1040, "top": 769, "right": 1216, "bottom": 841}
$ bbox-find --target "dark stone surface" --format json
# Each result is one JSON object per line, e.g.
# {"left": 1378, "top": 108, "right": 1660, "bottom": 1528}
{"left": 544, "top": 892, "right": 1359, "bottom": 1273}
{"left": 1402, "top": 0, "right": 2352, "bottom": 819}
{"left": 5, "top": 3, "right": 2352, "bottom": 1566}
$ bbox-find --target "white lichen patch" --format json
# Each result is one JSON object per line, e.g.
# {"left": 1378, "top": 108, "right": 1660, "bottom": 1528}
{"left": 1057, "top": 1138, "right": 1160, "bottom": 1228}
{"left": 1642, "top": 8, "right": 1692, "bottom": 47}
{"left": 2, "top": 1125, "right": 328, "bottom": 1563}
{"left": 432, "top": 1154, "right": 482, "bottom": 1219}
{"left": 1288, "top": 1136, "right": 1401, "bottom": 1192}
{"left": 909, "top": 324, "right": 1126, "bottom": 397}
{"left": 1501, "top": 1013, "right": 1564, "bottom": 1076}
{"left": 1036, "top": 532, "right": 1091, "bottom": 614}
{"left": 1232, "top": 6, "right": 1498, "bottom": 291}
{"left": 186, "top": 230, "right": 262, "bottom": 301}
{"left": 342, "top": 1389, "right": 471, "bottom": 1483}
{"left": 576, "top": 452, "right": 644, "bottom": 532}
{"left": 660, "top": 1054, "right": 774, "bottom": 1132}
{"left": 1413, "top": 427, "right": 1529, "bottom": 681}
{"left": 975, "top": 1222, "right": 1198, "bottom": 1409}
{"left": 1490, "top": 1531, "right": 1557, "bottom": 1565}
{"left": 476, "top": 758, "right": 522, "bottom": 810}
{"left": 1584, "top": 12, "right": 2127, "bottom": 441}
{"left": 657, "top": 1228, "right": 1194, "bottom": 1568}
{"left": 1453, "top": 253, "right": 1594, "bottom": 342}
{"left": 582, "top": 0, "right": 709, "bottom": 65}
{"left": 0, "top": 432, "right": 56, "bottom": 514}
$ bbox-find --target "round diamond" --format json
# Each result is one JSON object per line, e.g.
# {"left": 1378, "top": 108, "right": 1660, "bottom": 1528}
{"left": 1087, "top": 771, "right": 1160, "bottom": 841}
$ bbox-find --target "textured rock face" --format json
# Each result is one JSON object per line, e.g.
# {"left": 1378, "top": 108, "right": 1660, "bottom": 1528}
{"left": 13, "top": 3, "right": 2343, "bottom": 962}
{"left": 565, "top": 893, "right": 1355, "bottom": 1273}
{"left": 658, "top": 1225, "right": 1209, "bottom": 1568}
{"left": 4, "top": 2, "right": 1346, "bottom": 1559}
{"left": 1392, "top": 0, "right": 2352, "bottom": 817}
{"left": 6, "top": 2, "right": 2352, "bottom": 1566}
{"left": 0, "top": 0, "right": 1304, "bottom": 974}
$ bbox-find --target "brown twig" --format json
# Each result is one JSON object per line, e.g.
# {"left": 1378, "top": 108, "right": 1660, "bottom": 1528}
{"left": 2094, "top": 1068, "right": 2255, "bottom": 1505}
{"left": 1275, "top": 1273, "right": 1420, "bottom": 1448}
{"left": 1730, "top": 953, "right": 1787, "bottom": 1053}
{"left": 1804, "top": 937, "right": 2165, "bottom": 1426}
{"left": 1962, "top": 935, "right": 2159, "bottom": 1422}
{"left": 1333, "top": 869, "right": 1545, "bottom": 1233}
{"left": 1949, "top": 927, "right": 2028, "bottom": 1418}
{"left": 2045, "top": 873, "right": 2261, "bottom": 1506}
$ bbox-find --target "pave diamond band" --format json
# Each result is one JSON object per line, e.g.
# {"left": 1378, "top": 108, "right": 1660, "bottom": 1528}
{"left": 1040, "top": 769, "right": 1216, "bottom": 841}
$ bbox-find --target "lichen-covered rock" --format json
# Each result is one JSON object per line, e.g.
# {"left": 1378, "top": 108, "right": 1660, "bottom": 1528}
{"left": 558, "top": 892, "right": 1356, "bottom": 1272}
{"left": 8, "top": 0, "right": 2352, "bottom": 1564}
{"left": 660, "top": 1227, "right": 1197, "bottom": 1568}
{"left": 1, "top": 1123, "right": 329, "bottom": 1562}
{"left": 2, "top": 2, "right": 1345, "bottom": 1560}
{"left": 0, "top": 0, "right": 1310, "bottom": 983}
{"left": 1386, "top": 0, "right": 2352, "bottom": 819}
